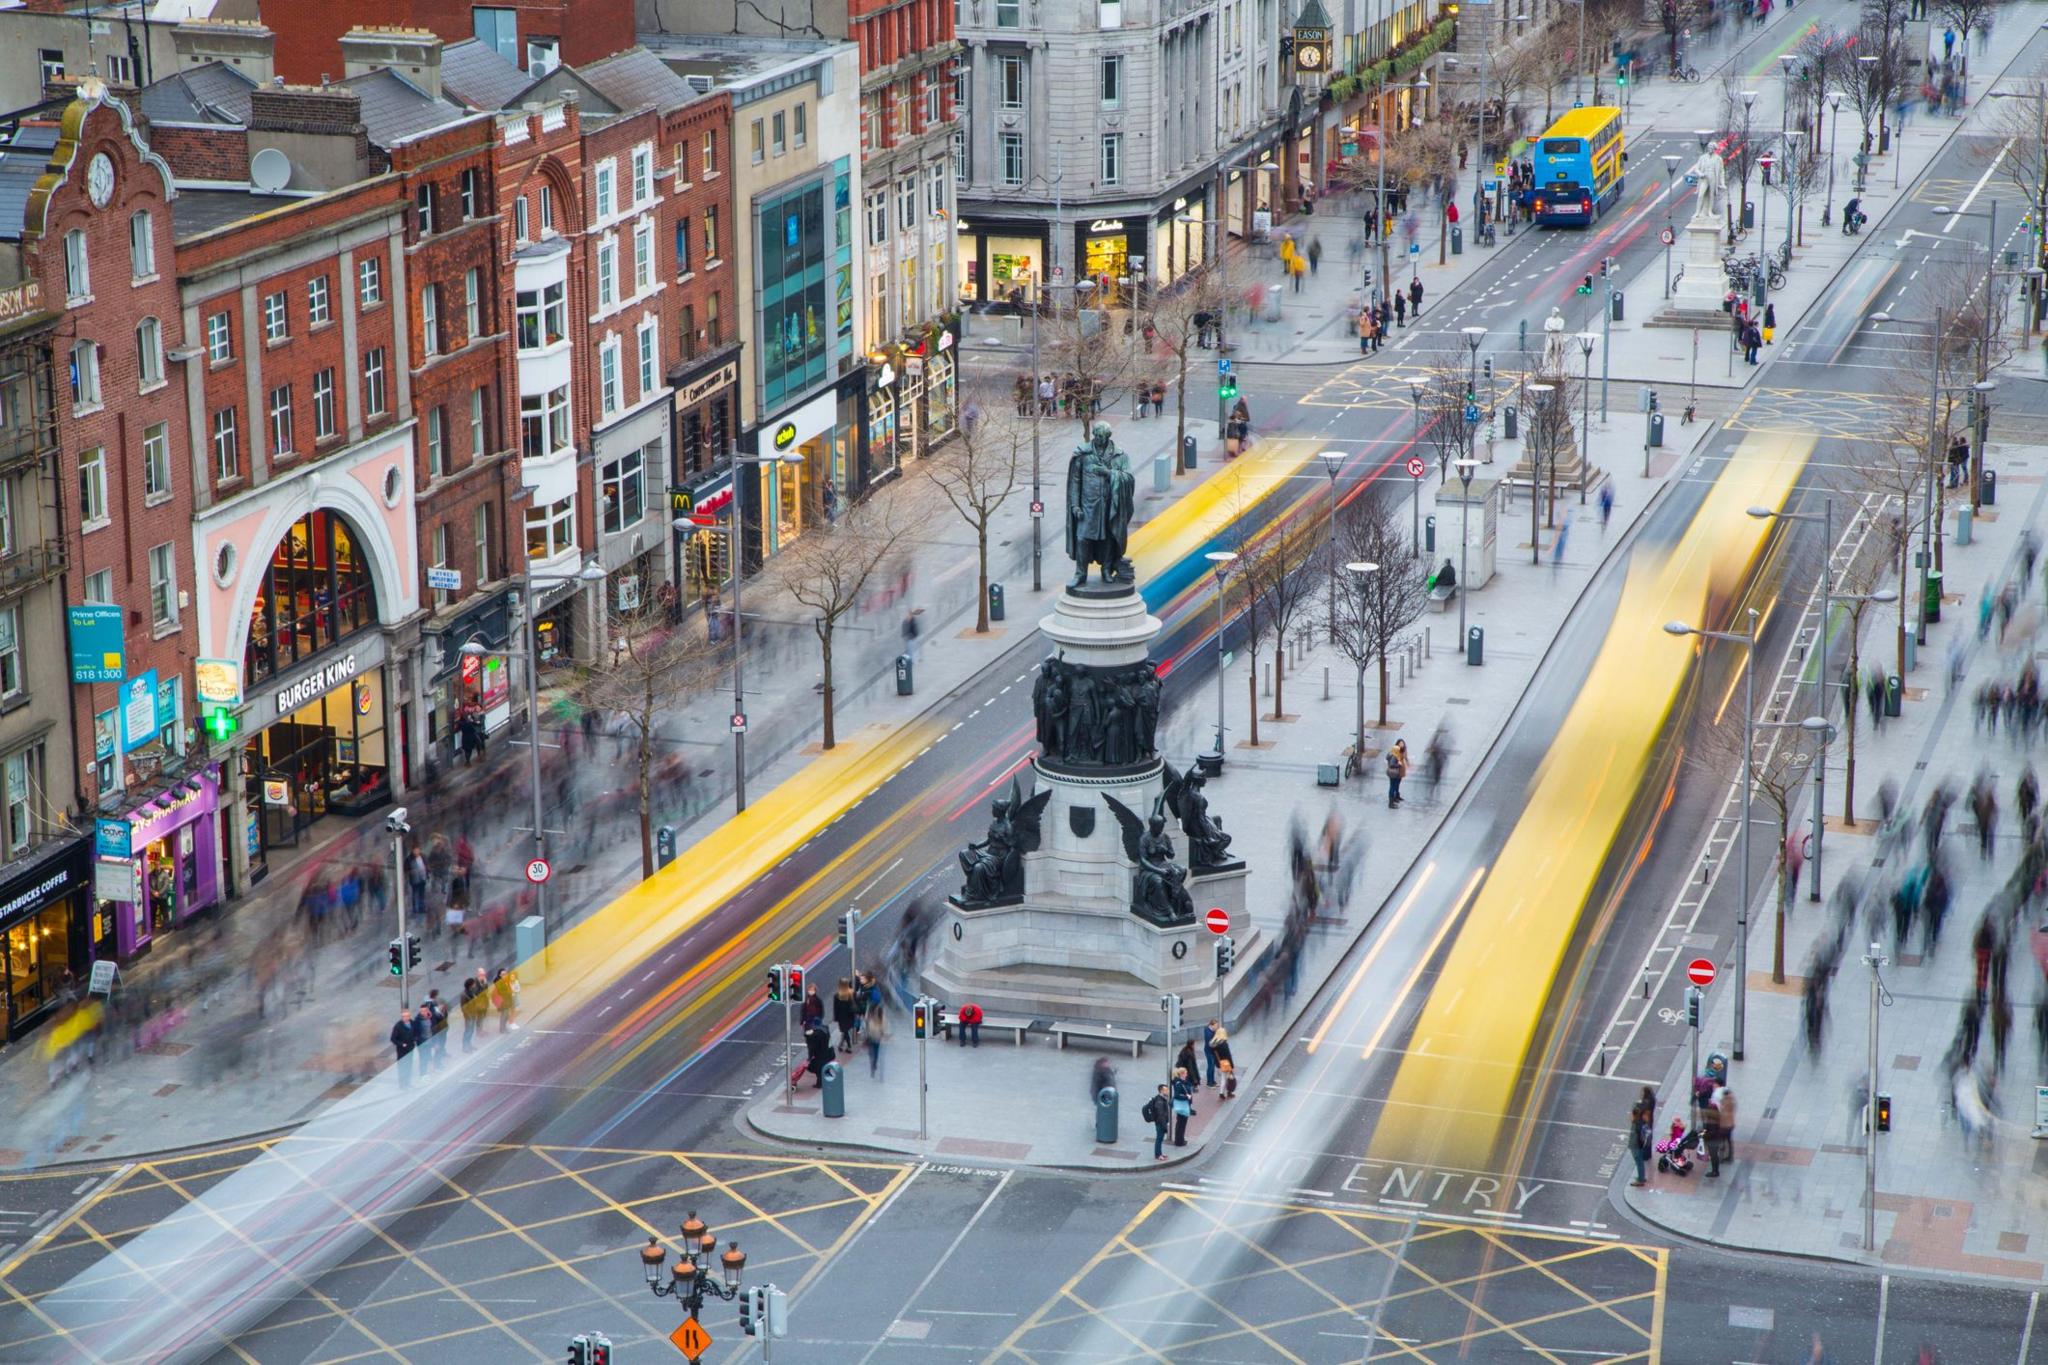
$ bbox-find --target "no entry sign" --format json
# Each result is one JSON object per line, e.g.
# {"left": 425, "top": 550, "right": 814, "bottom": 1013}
{"left": 1405, "top": 455, "right": 1426, "bottom": 479}
{"left": 1204, "top": 907, "right": 1231, "bottom": 936}
{"left": 1685, "top": 958, "right": 1717, "bottom": 987}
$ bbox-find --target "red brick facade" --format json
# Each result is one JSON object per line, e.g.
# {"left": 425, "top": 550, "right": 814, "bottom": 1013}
{"left": 258, "top": 0, "right": 634, "bottom": 86}
{"left": 660, "top": 93, "right": 739, "bottom": 482}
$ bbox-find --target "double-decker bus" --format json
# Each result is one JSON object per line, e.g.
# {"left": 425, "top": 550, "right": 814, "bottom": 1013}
{"left": 1526, "top": 106, "right": 1626, "bottom": 225}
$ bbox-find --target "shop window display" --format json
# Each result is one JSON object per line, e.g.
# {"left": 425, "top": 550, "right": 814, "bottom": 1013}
{"left": 244, "top": 511, "right": 377, "bottom": 686}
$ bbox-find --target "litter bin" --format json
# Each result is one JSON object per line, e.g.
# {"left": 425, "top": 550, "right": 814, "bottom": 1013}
{"left": 1983, "top": 468, "right": 1998, "bottom": 506}
{"left": 988, "top": 582, "right": 1006, "bottom": 622}
{"left": 657, "top": 825, "right": 678, "bottom": 869}
{"left": 1095, "top": 1086, "right": 1118, "bottom": 1144}
{"left": 1956, "top": 507, "right": 1973, "bottom": 546}
{"left": 1503, "top": 405, "right": 1518, "bottom": 440}
{"left": 1923, "top": 568, "right": 1943, "bottom": 624}
{"left": 1648, "top": 412, "right": 1665, "bottom": 448}
{"left": 1182, "top": 434, "right": 1198, "bottom": 471}
{"left": 1425, "top": 514, "right": 1437, "bottom": 554}
{"left": 896, "top": 654, "right": 914, "bottom": 695}
{"left": 1885, "top": 672, "right": 1903, "bottom": 718}
{"left": 1466, "top": 625, "right": 1484, "bottom": 666}
{"left": 1451, "top": 225, "right": 1464, "bottom": 256}
{"left": 1742, "top": 200, "right": 1755, "bottom": 229}
{"left": 822, "top": 1062, "right": 845, "bottom": 1118}
{"left": 1611, "top": 291, "right": 1625, "bottom": 322}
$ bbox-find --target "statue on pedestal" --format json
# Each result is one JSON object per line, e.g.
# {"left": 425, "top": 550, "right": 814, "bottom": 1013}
{"left": 1065, "top": 422, "right": 1136, "bottom": 587}
{"left": 955, "top": 776, "right": 1051, "bottom": 906}
{"left": 1032, "top": 656, "right": 1162, "bottom": 767}
{"left": 1104, "top": 793, "right": 1196, "bottom": 926}
{"left": 1163, "top": 762, "right": 1234, "bottom": 869}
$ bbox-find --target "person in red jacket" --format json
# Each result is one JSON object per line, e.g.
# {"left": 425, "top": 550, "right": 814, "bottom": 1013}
{"left": 956, "top": 1001, "right": 983, "bottom": 1047}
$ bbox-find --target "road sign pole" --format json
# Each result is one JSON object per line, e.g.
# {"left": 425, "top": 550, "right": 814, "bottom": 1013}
{"left": 1687, "top": 985, "right": 1702, "bottom": 1137}
{"left": 1161, "top": 993, "right": 1182, "bottom": 1089}
{"left": 1412, "top": 469, "right": 1422, "bottom": 557}
{"left": 917, "top": 995, "right": 931, "bottom": 1141}
{"left": 782, "top": 987, "right": 794, "bottom": 1106}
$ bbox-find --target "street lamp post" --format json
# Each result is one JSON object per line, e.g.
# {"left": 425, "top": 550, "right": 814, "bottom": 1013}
{"left": 1344, "top": 561, "right": 1379, "bottom": 758}
{"left": 1872, "top": 311, "right": 1945, "bottom": 648}
{"left": 1783, "top": 129, "right": 1805, "bottom": 257}
{"left": 1662, "top": 154, "right": 1680, "bottom": 296}
{"left": 1575, "top": 332, "right": 1596, "bottom": 505}
{"left": 1350, "top": 75, "right": 1429, "bottom": 318}
{"left": 1205, "top": 550, "right": 1237, "bottom": 765}
{"left": 1824, "top": 91, "right": 1844, "bottom": 226}
{"left": 1988, "top": 89, "right": 2048, "bottom": 343}
{"left": 1525, "top": 381, "right": 1553, "bottom": 544}
{"left": 1862, "top": 938, "right": 1888, "bottom": 1252}
{"left": 1320, "top": 450, "right": 1345, "bottom": 643}
{"left": 1455, "top": 458, "right": 1477, "bottom": 647}
{"left": 471, "top": 557, "right": 604, "bottom": 936}
{"left": 1741, "top": 91, "right": 1758, "bottom": 242}
{"left": 639, "top": 1216, "right": 750, "bottom": 1335}
{"left": 1461, "top": 327, "right": 1487, "bottom": 464}
{"left": 1665, "top": 609, "right": 1759, "bottom": 1060}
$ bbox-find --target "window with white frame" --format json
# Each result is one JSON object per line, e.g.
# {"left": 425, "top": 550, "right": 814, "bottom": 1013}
{"left": 539, "top": 182, "right": 554, "bottom": 233}
{"left": 866, "top": 191, "right": 887, "bottom": 247}
{"left": 263, "top": 289, "right": 288, "bottom": 342}
{"left": 135, "top": 317, "right": 162, "bottom": 389}
{"left": 898, "top": 176, "right": 918, "bottom": 233}
{"left": 926, "top": 82, "right": 941, "bottom": 125}
{"left": 62, "top": 229, "right": 88, "bottom": 300}
{"left": 631, "top": 146, "right": 652, "bottom": 205}
{"left": 84, "top": 569, "right": 111, "bottom": 603}
{"left": 142, "top": 421, "right": 170, "bottom": 496}
{"left": 637, "top": 321, "right": 658, "bottom": 395}
{"left": 358, "top": 256, "right": 383, "bottom": 306}
{"left": 515, "top": 280, "right": 566, "bottom": 350}
{"left": 675, "top": 217, "right": 691, "bottom": 274}
{"left": 1101, "top": 55, "right": 1122, "bottom": 107}
{"left": 953, "top": 127, "right": 966, "bottom": 183}
{"left": 771, "top": 111, "right": 786, "bottom": 156}
{"left": 927, "top": 168, "right": 946, "bottom": 217}
{"left": 0, "top": 478, "right": 10, "bottom": 557}
{"left": 308, "top": 274, "right": 331, "bottom": 325}
{"left": 633, "top": 219, "right": 653, "bottom": 293}
{"left": 750, "top": 119, "right": 765, "bottom": 164}
{"left": 312, "top": 369, "right": 336, "bottom": 440}
{"left": 514, "top": 196, "right": 530, "bottom": 242}
{"left": 1101, "top": 133, "right": 1123, "bottom": 185}
{"left": 474, "top": 504, "right": 491, "bottom": 581}
{"left": 363, "top": 347, "right": 386, "bottom": 415}
{"left": 524, "top": 495, "right": 574, "bottom": 560}
{"left": 0, "top": 608, "right": 19, "bottom": 702}
{"left": 999, "top": 56, "right": 1024, "bottom": 108}
{"left": 2, "top": 744, "right": 33, "bottom": 856}
{"left": 211, "top": 407, "right": 239, "bottom": 480}
{"left": 520, "top": 384, "right": 571, "bottom": 460}
{"left": 1000, "top": 133, "right": 1024, "bottom": 186}
{"left": 421, "top": 284, "right": 441, "bottom": 356}
{"left": 601, "top": 445, "right": 645, "bottom": 534}
{"left": 69, "top": 340, "right": 99, "bottom": 409}
{"left": 794, "top": 102, "right": 808, "bottom": 148}
{"left": 1100, "top": 0, "right": 1122, "bottom": 26}
{"left": 206, "top": 310, "right": 231, "bottom": 363}
{"left": 77, "top": 446, "right": 107, "bottom": 525}
{"left": 594, "top": 161, "right": 616, "bottom": 219}
{"left": 426, "top": 405, "right": 445, "bottom": 476}
{"left": 599, "top": 339, "right": 621, "bottom": 416}
{"left": 431, "top": 523, "right": 450, "bottom": 606}
{"left": 996, "top": 0, "right": 1020, "bottom": 26}
{"left": 267, "top": 386, "right": 293, "bottom": 456}
{"left": 703, "top": 130, "right": 717, "bottom": 176}
{"left": 597, "top": 238, "right": 617, "bottom": 308}
{"left": 129, "top": 211, "right": 155, "bottom": 278}
{"left": 470, "top": 384, "right": 488, "bottom": 455}
{"left": 461, "top": 167, "right": 480, "bottom": 218}
{"left": 415, "top": 184, "right": 435, "bottom": 235}
{"left": 704, "top": 206, "right": 718, "bottom": 259}
{"left": 464, "top": 267, "right": 481, "bottom": 338}
{"left": 148, "top": 541, "right": 176, "bottom": 626}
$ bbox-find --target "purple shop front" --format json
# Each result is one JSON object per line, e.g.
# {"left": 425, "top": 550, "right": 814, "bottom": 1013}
{"left": 110, "top": 766, "right": 224, "bottom": 957}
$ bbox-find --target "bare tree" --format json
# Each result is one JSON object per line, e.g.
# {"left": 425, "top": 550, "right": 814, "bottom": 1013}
{"left": 1842, "top": 402, "right": 1933, "bottom": 682}
{"left": 1985, "top": 71, "right": 2048, "bottom": 237}
{"left": 1234, "top": 496, "right": 1321, "bottom": 733}
{"left": 1386, "top": 119, "right": 1461, "bottom": 264}
{"left": 1521, "top": 363, "right": 1579, "bottom": 553}
{"left": 1331, "top": 495, "right": 1428, "bottom": 736}
{"left": 1038, "top": 301, "right": 1146, "bottom": 437}
{"left": 1141, "top": 265, "right": 1228, "bottom": 475}
{"left": 1836, "top": 11, "right": 1912, "bottom": 176}
{"left": 576, "top": 603, "right": 719, "bottom": 877}
{"left": 1830, "top": 541, "right": 1891, "bottom": 826}
{"left": 926, "top": 407, "right": 1026, "bottom": 633}
{"left": 1938, "top": 0, "right": 2010, "bottom": 67}
{"left": 1694, "top": 713, "right": 1818, "bottom": 981}
{"left": 1717, "top": 77, "right": 1765, "bottom": 243}
{"left": 777, "top": 491, "right": 918, "bottom": 750}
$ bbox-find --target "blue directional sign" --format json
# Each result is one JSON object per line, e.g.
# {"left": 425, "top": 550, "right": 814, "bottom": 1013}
{"left": 1217, "top": 358, "right": 1233, "bottom": 374}
{"left": 1464, "top": 402, "right": 1481, "bottom": 424}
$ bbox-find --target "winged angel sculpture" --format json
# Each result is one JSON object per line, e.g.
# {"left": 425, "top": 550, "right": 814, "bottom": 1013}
{"left": 1103, "top": 792, "right": 1196, "bottom": 926}
{"left": 1162, "top": 760, "right": 1233, "bottom": 869}
{"left": 956, "top": 776, "right": 1051, "bottom": 904}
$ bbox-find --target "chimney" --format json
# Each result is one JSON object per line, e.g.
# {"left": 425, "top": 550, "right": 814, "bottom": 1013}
{"left": 339, "top": 27, "right": 443, "bottom": 99}
{"left": 247, "top": 86, "right": 368, "bottom": 187}
{"left": 171, "top": 20, "right": 277, "bottom": 85}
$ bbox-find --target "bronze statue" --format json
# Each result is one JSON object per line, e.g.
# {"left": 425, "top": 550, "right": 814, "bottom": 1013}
{"left": 957, "top": 776, "right": 1051, "bottom": 905}
{"left": 1034, "top": 657, "right": 1163, "bottom": 767}
{"left": 1163, "top": 761, "right": 1233, "bottom": 869}
{"left": 1104, "top": 792, "right": 1195, "bottom": 926}
{"left": 1064, "top": 423, "right": 1136, "bottom": 587}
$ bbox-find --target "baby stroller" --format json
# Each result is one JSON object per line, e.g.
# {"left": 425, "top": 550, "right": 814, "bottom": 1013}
{"left": 1655, "top": 1117, "right": 1695, "bottom": 1175}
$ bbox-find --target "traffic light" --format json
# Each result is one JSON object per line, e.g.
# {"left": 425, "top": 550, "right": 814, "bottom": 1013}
{"left": 406, "top": 934, "right": 422, "bottom": 969}
{"left": 588, "top": 1336, "right": 611, "bottom": 1365}
{"left": 837, "top": 909, "right": 858, "bottom": 947}
{"left": 1482, "top": 356, "right": 1493, "bottom": 382}
{"left": 388, "top": 939, "right": 403, "bottom": 976}
{"left": 787, "top": 965, "right": 804, "bottom": 999}
{"left": 567, "top": 1335, "right": 591, "bottom": 1365}
{"left": 740, "top": 1285, "right": 764, "bottom": 1336}
{"left": 914, "top": 1000, "right": 930, "bottom": 1039}
{"left": 765, "top": 966, "right": 784, "bottom": 1002}
{"left": 933, "top": 1002, "right": 948, "bottom": 1034}
{"left": 1577, "top": 274, "right": 1593, "bottom": 295}
{"left": 765, "top": 1285, "right": 788, "bottom": 1338}
{"left": 1219, "top": 375, "right": 1239, "bottom": 400}
{"left": 1216, "top": 935, "right": 1237, "bottom": 977}
{"left": 1684, "top": 986, "right": 1701, "bottom": 1028}
{"left": 1875, "top": 1092, "right": 1892, "bottom": 1132}
{"left": 202, "top": 707, "right": 238, "bottom": 743}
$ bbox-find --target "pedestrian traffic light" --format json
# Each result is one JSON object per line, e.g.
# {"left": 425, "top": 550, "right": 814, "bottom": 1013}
{"left": 766, "top": 1285, "right": 788, "bottom": 1337}
{"left": 587, "top": 1336, "right": 610, "bottom": 1365}
{"left": 765, "top": 966, "right": 784, "bottom": 1002}
{"left": 1219, "top": 375, "right": 1239, "bottom": 400}
{"left": 787, "top": 965, "right": 804, "bottom": 999}
{"left": 388, "top": 939, "right": 403, "bottom": 976}
{"left": 202, "top": 707, "right": 238, "bottom": 742}
{"left": 914, "top": 1000, "right": 930, "bottom": 1038}
{"left": 1875, "top": 1092, "right": 1892, "bottom": 1131}
{"left": 1216, "top": 935, "right": 1237, "bottom": 977}
{"left": 837, "top": 909, "right": 858, "bottom": 947}
{"left": 1482, "top": 356, "right": 1493, "bottom": 382}
{"left": 933, "top": 1002, "right": 948, "bottom": 1033}
{"left": 1577, "top": 274, "right": 1593, "bottom": 295}
{"left": 1685, "top": 986, "right": 1701, "bottom": 1028}
{"left": 567, "top": 1335, "right": 590, "bottom": 1365}
{"left": 406, "top": 934, "right": 422, "bottom": 969}
{"left": 740, "top": 1285, "right": 763, "bottom": 1336}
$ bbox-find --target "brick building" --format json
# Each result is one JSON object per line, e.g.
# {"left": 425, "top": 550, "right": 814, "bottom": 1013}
{"left": 255, "top": 0, "right": 633, "bottom": 88}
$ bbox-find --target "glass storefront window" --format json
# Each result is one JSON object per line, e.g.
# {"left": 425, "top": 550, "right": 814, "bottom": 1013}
{"left": 246, "top": 670, "right": 388, "bottom": 849}
{"left": 757, "top": 181, "right": 830, "bottom": 411}
{"left": 4, "top": 904, "right": 70, "bottom": 1025}
{"left": 245, "top": 511, "right": 378, "bottom": 686}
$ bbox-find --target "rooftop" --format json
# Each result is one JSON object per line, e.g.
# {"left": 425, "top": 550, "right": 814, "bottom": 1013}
{"left": 576, "top": 46, "right": 702, "bottom": 116}
{"left": 440, "top": 38, "right": 534, "bottom": 113}
{"left": 137, "top": 62, "right": 255, "bottom": 127}
{"left": 332, "top": 67, "right": 470, "bottom": 148}
{"left": 169, "top": 186, "right": 303, "bottom": 237}
{"left": 632, "top": 31, "right": 844, "bottom": 93}
{"left": 0, "top": 122, "right": 58, "bottom": 240}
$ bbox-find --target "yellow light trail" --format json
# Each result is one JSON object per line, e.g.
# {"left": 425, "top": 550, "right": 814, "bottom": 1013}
{"left": 1305, "top": 863, "right": 1436, "bottom": 1055}
{"left": 1360, "top": 866, "right": 1486, "bottom": 1064}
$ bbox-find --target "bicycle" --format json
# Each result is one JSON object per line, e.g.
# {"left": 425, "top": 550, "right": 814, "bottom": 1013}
{"left": 1673, "top": 62, "right": 1702, "bottom": 81}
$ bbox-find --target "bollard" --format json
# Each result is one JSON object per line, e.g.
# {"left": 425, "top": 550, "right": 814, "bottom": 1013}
{"left": 821, "top": 1061, "right": 845, "bottom": 1117}
{"left": 1451, "top": 224, "right": 1464, "bottom": 256}
{"left": 1323, "top": 666, "right": 1330, "bottom": 701}
{"left": 1424, "top": 514, "right": 1437, "bottom": 554}
{"left": 1648, "top": 411, "right": 1664, "bottom": 448}
{"left": 1956, "top": 507, "right": 1973, "bottom": 546}
{"left": 1504, "top": 405, "right": 1518, "bottom": 440}
{"left": 1153, "top": 451, "right": 1171, "bottom": 492}
{"left": 1095, "top": 1085, "right": 1118, "bottom": 1144}
{"left": 988, "top": 582, "right": 1006, "bottom": 622}
{"left": 896, "top": 654, "right": 914, "bottom": 695}
{"left": 1425, "top": 627, "right": 1431, "bottom": 660}
{"left": 1903, "top": 631, "right": 1917, "bottom": 674}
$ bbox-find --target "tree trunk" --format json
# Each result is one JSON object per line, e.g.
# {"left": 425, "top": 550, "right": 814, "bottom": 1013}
{"left": 1377, "top": 644, "right": 1390, "bottom": 725}
{"left": 1248, "top": 663, "right": 1260, "bottom": 747}
{"left": 1439, "top": 207, "right": 1448, "bottom": 265}
{"left": 637, "top": 667, "right": 655, "bottom": 879}
{"left": 1174, "top": 338, "right": 1189, "bottom": 477}
{"left": 1771, "top": 820, "right": 1789, "bottom": 983}
{"left": 1273, "top": 647, "right": 1285, "bottom": 720}
{"left": 819, "top": 620, "right": 838, "bottom": 750}
{"left": 975, "top": 515, "right": 991, "bottom": 632}
{"left": 1355, "top": 661, "right": 1367, "bottom": 764}
{"left": 1843, "top": 642, "right": 1860, "bottom": 824}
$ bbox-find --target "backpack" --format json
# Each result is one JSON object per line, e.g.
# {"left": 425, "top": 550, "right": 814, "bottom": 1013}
{"left": 1141, "top": 1095, "right": 1164, "bottom": 1125}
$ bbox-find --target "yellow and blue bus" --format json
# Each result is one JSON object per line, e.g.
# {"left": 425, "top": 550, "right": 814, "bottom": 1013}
{"left": 1526, "top": 106, "right": 1625, "bottom": 225}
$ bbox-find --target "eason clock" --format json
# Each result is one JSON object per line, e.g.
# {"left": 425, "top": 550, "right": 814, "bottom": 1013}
{"left": 86, "top": 152, "right": 114, "bottom": 207}
{"left": 1296, "top": 42, "right": 1325, "bottom": 70}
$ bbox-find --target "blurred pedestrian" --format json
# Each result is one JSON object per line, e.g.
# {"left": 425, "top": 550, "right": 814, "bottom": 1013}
{"left": 1386, "top": 738, "right": 1409, "bottom": 807}
{"left": 1202, "top": 1018, "right": 1220, "bottom": 1088}
{"left": 460, "top": 969, "right": 488, "bottom": 1050}
{"left": 491, "top": 966, "right": 519, "bottom": 1032}
{"left": 1171, "top": 1067, "right": 1197, "bottom": 1146}
{"left": 833, "top": 978, "right": 860, "bottom": 1054}
{"left": 1175, "top": 1037, "right": 1199, "bottom": 1084}
{"left": 1212, "top": 1025, "right": 1237, "bottom": 1098}
{"left": 391, "top": 1008, "right": 417, "bottom": 1088}
{"left": 1146, "top": 1084, "right": 1172, "bottom": 1160}
{"left": 864, "top": 997, "right": 886, "bottom": 1077}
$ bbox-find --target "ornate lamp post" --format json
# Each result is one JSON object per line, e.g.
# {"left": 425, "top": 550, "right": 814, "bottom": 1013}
{"left": 1319, "top": 450, "right": 1345, "bottom": 643}
{"left": 640, "top": 1214, "right": 748, "bottom": 1349}
{"left": 1204, "top": 550, "right": 1237, "bottom": 767}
